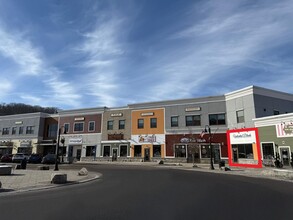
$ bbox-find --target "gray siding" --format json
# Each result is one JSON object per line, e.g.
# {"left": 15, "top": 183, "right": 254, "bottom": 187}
{"left": 254, "top": 94, "right": 293, "bottom": 118}
{"left": 165, "top": 97, "right": 227, "bottom": 134}
{"left": 226, "top": 94, "right": 256, "bottom": 129}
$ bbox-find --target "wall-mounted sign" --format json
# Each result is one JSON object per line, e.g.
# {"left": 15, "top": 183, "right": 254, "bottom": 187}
{"left": 276, "top": 122, "right": 293, "bottom": 137}
{"left": 229, "top": 131, "right": 256, "bottom": 144}
{"left": 74, "top": 117, "right": 85, "bottom": 121}
{"left": 111, "top": 113, "right": 123, "bottom": 117}
{"left": 69, "top": 138, "right": 83, "bottom": 144}
{"left": 180, "top": 137, "right": 206, "bottom": 143}
{"left": 141, "top": 112, "right": 154, "bottom": 116}
{"left": 185, "top": 107, "right": 201, "bottom": 112}
{"left": 15, "top": 121, "right": 23, "bottom": 125}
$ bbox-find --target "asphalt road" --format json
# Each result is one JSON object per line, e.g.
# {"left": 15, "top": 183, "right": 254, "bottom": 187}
{"left": 0, "top": 164, "right": 292, "bottom": 220}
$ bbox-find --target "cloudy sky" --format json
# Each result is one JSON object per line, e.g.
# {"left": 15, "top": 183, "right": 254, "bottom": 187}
{"left": 0, "top": 0, "right": 292, "bottom": 110}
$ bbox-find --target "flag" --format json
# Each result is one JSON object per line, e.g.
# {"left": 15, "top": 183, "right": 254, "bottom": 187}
{"left": 199, "top": 130, "right": 205, "bottom": 138}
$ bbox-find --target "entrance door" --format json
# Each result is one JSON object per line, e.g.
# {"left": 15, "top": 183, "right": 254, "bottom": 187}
{"left": 112, "top": 148, "right": 118, "bottom": 161}
{"left": 233, "top": 148, "right": 238, "bottom": 163}
{"left": 76, "top": 149, "right": 81, "bottom": 161}
{"left": 280, "top": 147, "right": 290, "bottom": 166}
{"left": 144, "top": 148, "right": 150, "bottom": 162}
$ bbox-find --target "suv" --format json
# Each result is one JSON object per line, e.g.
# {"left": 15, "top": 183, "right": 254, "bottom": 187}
{"left": 12, "top": 153, "right": 29, "bottom": 163}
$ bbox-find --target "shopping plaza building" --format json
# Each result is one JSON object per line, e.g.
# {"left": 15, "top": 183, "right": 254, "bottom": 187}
{"left": 0, "top": 85, "right": 292, "bottom": 167}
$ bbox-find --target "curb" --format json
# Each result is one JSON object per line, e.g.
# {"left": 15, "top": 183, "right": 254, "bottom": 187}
{"left": 0, "top": 172, "right": 102, "bottom": 196}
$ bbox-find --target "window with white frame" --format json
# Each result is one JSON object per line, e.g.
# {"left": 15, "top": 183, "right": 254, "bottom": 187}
{"left": 88, "top": 121, "right": 95, "bottom": 132}
{"left": 74, "top": 122, "right": 84, "bottom": 132}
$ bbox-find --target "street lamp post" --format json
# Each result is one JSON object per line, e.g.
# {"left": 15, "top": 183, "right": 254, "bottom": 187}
{"left": 60, "top": 137, "right": 65, "bottom": 163}
{"left": 204, "top": 125, "right": 214, "bottom": 170}
{"left": 54, "top": 127, "right": 66, "bottom": 171}
{"left": 54, "top": 128, "right": 61, "bottom": 171}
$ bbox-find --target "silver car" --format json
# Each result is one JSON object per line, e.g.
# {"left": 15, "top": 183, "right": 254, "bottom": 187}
{"left": 12, "top": 153, "right": 29, "bottom": 163}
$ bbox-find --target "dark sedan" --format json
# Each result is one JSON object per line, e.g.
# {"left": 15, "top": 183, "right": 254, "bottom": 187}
{"left": 0, "top": 154, "right": 13, "bottom": 163}
{"left": 41, "top": 154, "right": 58, "bottom": 164}
{"left": 28, "top": 154, "right": 42, "bottom": 163}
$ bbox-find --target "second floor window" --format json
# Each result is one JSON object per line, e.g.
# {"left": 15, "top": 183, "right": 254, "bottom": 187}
{"left": 186, "top": 115, "right": 201, "bottom": 126}
{"left": 150, "top": 118, "right": 157, "bottom": 128}
{"left": 119, "top": 120, "right": 125, "bottom": 129}
{"left": 74, "top": 122, "right": 84, "bottom": 132}
{"left": 47, "top": 124, "right": 57, "bottom": 138}
{"left": 19, "top": 126, "right": 23, "bottom": 135}
{"left": 171, "top": 116, "right": 178, "bottom": 127}
{"left": 209, "top": 114, "right": 226, "bottom": 125}
{"left": 2, "top": 128, "right": 9, "bottom": 135}
{"left": 107, "top": 121, "right": 113, "bottom": 130}
{"left": 89, "top": 121, "right": 95, "bottom": 131}
{"left": 26, "top": 126, "right": 34, "bottom": 134}
{"left": 64, "top": 123, "right": 69, "bottom": 133}
{"left": 236, "top": 110, "right": 245, "bottom": 123}
{"left": 12, "top": 127, "right": 17, "bottom": 135}
{"left": 138, "top": 119, "right": 144, "bottom": 129}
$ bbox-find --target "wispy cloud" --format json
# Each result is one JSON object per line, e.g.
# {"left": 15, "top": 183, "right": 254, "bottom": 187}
{"left": 0, "top": 27, "right": 43, "bottom": 76}
{"left": 146, "top": 0, "right": 293, "bottom": 98}
{"left": 75, "top": 11, "right": 127, "bottom": 107}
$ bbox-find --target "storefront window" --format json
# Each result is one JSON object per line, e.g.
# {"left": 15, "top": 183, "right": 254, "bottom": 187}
{"left": 175, "top": 145, "right": 186, "bottom": 157}
{"left": 103, "top": 146, "right": 110, "bottom": 157}
{"left": 232, "top": 144, "right": 253, "bottom": 159}
{"left": 120, "top": 145, "right": 128, "bottom": 157}
{"left": 86, "top": 146, "right": 95, "bottom": 156}
{"left": 153, "top": 145, "right": 161, "bottom": 157}
{"left": 134, "top": 145, "right": 141, "bottom": 157}
{"left": 200, "top": 145, "right": 211, "bottom": 158}
{"left": 262, "top": 143, "right": 274, "bottom": 159}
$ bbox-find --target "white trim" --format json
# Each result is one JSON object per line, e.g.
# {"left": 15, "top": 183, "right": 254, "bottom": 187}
{"left": 260, "top": 142, "right": 275, "bottom": 160}
{"left": 254, "top": 113, "right": 293, "bottom": 127}
{"left": 101, "top": 140, "right": 129, "bottom": 144}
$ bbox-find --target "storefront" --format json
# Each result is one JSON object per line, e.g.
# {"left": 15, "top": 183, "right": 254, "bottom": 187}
{"left": 18, "top": 140, "right": 34, "bottom": 154}
{"left": 165, "top": 133, "right": 228, "bottom": 163}
{"left": 227, "top": 128, "right": 262, "bottom": 168}
{"left": 130, "top": 134, "right": 165, "bottom": 161}
{"left": 101, "top": 141, "right": 130, "bottom": 161}
{"left": 67, "top": 136, "right": 82, "bottom": 162}
{"left": 254, "top": 113, "right": 293, "bottom": 167}
{"left": 0, "top": 141, "right": 13, "bottom": 156}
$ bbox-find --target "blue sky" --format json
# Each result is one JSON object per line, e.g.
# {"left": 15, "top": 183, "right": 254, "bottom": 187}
{"left": 0, "top": 0, "right": 293, "bottom": 110}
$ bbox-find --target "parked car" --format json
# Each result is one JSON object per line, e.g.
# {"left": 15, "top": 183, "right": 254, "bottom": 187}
{"left": 41, "top": 154, "right": 58, "bottom": 164}
{"left": 28, "top": 154, "right": 42, "bottom": 163}
{"left": 12, "top": 153, "right": 29, "bottom": 163}
{"left": 0, "top": 154, "right": 13, "bottom": 163}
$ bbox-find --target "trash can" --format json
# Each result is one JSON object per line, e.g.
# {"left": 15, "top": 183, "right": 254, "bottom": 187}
{"left": 219, "top": 160, "right": 225, "bottom": 169}
{"left": 21, "top": 158, "right": 27, "bottom": 169}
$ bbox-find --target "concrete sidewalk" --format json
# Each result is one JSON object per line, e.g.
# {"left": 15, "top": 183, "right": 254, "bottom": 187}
{"left": 0, "top": 168, "right": 101, "bottom": 195}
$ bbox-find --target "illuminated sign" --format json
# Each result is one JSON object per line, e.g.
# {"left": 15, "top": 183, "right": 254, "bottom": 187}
{"left": 185, "top": 107, "right": 201, "bottom": 112}
{"left": 141, "top": 112, "right": 154, "bottom": 116}
{"left": 74, "top": 117, "right": 85, "bottom": 121}
{"left": 111, "top": 113, "right": 123, "bottom": 117}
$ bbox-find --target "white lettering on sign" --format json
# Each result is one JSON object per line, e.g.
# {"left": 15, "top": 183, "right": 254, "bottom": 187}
{"left": 15, "top": 121, "right": 23, "bottom": 125}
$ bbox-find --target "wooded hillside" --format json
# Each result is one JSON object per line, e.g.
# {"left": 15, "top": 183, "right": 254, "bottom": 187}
{"left": 0, "top": 103, "right": 59, "bottom": 116}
